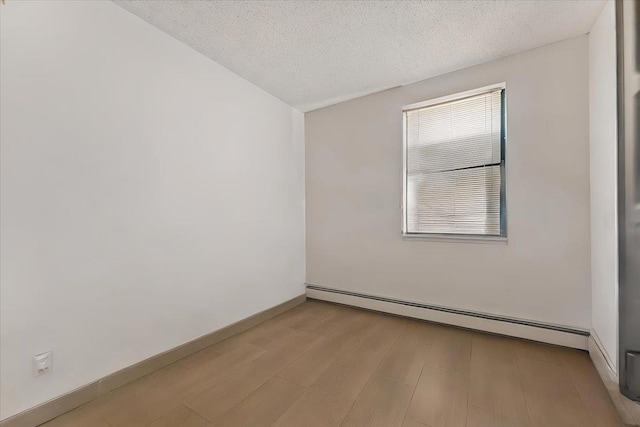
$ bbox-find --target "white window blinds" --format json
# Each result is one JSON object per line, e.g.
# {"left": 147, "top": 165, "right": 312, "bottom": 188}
{"left": 403, "top": 85, "right": 506, "bottom": 237}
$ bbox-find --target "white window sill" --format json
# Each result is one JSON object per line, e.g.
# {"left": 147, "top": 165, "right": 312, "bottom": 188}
{"left": 402, "top": 233, "right": 508, "bottom": 244}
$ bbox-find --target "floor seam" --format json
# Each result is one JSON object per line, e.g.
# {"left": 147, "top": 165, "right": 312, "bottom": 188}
{"left": 561, "top": 356, "right": 610, "bottom": 427}
{"left": 401, "top": 358, "right": 426, "bottom": 427}
{"left": 337, "top": 320, "right": 405, "bottom": 426}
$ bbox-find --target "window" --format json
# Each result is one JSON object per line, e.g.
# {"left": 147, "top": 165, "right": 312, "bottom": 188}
{"left": 402, "top": 83, "right": 506, "bottom": 239}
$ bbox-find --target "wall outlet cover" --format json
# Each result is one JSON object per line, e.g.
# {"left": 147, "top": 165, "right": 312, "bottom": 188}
{"left": 33, "top": 352, "right": 51, "bottom": 377}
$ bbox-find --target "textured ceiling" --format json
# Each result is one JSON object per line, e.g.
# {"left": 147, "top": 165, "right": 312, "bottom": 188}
{"left": 114, "top": 0, "right": 605, "bottom": 111}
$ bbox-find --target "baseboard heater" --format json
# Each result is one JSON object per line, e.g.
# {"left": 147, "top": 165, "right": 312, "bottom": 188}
{"left": 306, "top": 284, "right": 589, "bottom": 350}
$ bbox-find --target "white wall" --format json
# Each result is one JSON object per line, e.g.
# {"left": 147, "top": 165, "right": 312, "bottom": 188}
{"left": 306, "top": 36, "right": 591, "bottom": 330}
{"left": 0, "top": 1, "right": 304, "bottom": 420}
{"left": 589, "top": 0, "right": 618, "bottom": 373}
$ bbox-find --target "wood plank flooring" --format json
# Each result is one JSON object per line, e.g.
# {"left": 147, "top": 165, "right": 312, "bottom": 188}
{"left": 42, "top": 300, "right": 626, "bottom": 427}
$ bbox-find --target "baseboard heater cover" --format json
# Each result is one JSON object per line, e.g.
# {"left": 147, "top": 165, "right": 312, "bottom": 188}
{"left": 306, "top": 284, "right": 589, "bottom": 350}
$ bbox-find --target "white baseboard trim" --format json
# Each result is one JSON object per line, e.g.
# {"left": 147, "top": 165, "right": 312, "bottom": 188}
{"left": 306, "top": 284, "right": 588, "bottom": 350}
{"left": 589, "top": 330, "right": 618, "bottom": 382}
{"left": 588, "top": 332, "right": 640, "bottom": 426}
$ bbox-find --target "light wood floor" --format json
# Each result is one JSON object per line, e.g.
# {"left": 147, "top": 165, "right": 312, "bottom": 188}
{"left": 42, "top": 300, "right": 626, "bottom": 427}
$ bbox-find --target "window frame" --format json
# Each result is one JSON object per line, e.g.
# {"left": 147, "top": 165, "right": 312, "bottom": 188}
{"left": 401, "top": 82, "right": 508, "bottom": 243}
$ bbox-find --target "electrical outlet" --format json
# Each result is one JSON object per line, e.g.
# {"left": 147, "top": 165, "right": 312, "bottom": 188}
{"left": 33, "top": 352, "right": 51, "bottom": 377}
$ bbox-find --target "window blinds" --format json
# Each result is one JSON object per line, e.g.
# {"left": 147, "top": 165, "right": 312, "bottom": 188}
{"left": 403, "top": 87, "right": 505, "bottom": 236}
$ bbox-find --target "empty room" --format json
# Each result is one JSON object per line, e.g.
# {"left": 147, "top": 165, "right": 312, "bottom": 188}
{"left": 1, "top": 0, "right": 638, "bottom": 426}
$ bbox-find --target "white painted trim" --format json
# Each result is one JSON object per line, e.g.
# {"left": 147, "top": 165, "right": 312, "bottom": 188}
{"left": 589, "top": 332, "right": 640, "bottom": 426}
{"left": 306, "top": 287, "right": 588, "bottom": 350}
{"left": 401, "top": 233, "right": 508, "bottom": 243}
{"left": 590, "top": 329, "right": 618, "bottom": 377}
{"left": 402, "top": 82, "right": 506, "bottom": 112}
